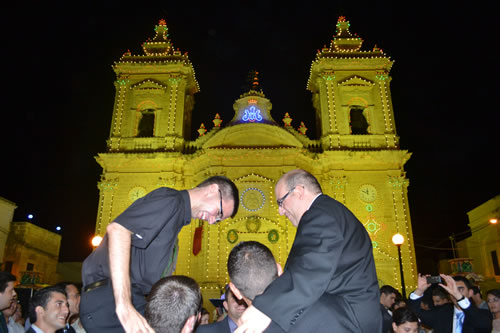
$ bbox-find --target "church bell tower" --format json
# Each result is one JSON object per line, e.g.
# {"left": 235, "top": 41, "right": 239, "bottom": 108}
{"left": 94, "top": 20, "right": 199, "bottom": 235}
{"left": 107, "top": 19, "right": 199, "bottom": 152}
{"left": 308, "top": 16, "right": 398, "bottom": 150}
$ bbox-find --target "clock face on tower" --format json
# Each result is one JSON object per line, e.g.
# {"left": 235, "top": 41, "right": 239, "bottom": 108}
{"left": 359, "top": 184, "right": 377, "bottom": 202}
{"left": 129, "top": 186, "right": 147, "bottom": 202}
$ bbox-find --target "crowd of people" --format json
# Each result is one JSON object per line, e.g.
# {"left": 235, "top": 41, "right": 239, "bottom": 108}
{"left": 379, "top": 275, "right": 497, "bottom": 333}
{"left": 0, "top": 170, "right": 498, "bottom": 333}
{"left": 2, "top": 247, "right": 499, "bottom": 333}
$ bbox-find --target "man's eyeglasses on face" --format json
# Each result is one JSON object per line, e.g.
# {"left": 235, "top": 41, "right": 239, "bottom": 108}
{"left": 215, "top": 190, "right": 223, "bottom": 222}
{"left": 277, "top": 187, "right": 296, "bottom": 207}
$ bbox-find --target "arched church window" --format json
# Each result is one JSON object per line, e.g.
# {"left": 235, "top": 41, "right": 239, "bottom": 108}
{"left": 349, "top": 107, "right": 369, "bottom": 135}
{"left": 137, "top": 108, "right": 155, "bottom": 137}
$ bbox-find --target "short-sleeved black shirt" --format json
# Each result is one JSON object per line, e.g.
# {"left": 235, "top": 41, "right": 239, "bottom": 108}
{"left": 82, "top": 188, "right": 192, "bottom": 295}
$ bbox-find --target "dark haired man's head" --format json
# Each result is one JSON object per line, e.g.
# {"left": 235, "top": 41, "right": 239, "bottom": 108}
{"left": 54, "top": 282, "right": 81, "bottom": 317}
{"left": 145, "top": 275, "right": 202, "bottom": 333}
{"left": 392, "top": 307, "right": 418, "bottom": 333}
{"left": 487, "top": 289, "right": 500, "bottom": 315}
{"left": 196, "top": 176, "right": 239, "bottom": 217}
{"left": 392, "top": 295, "right": 407, "bottom": 311}
{"left": 452, "top": 275, "right": 472, "bottom": 289}
{"left": 223, "top": 287, "right": 247, "bottom": 323}
{"left": 420, "top": 295, "right": 433, "bottom": 311}
{"left": 227, "top": 241, "right": 278, "bottom": 301}
{"left": 199, "top": 307, "right": 209, "bottom": 325}
{"left": 469, "top": 284, "right": 489, "bottom": 309}
{"left": 29, "top": 286, "right": 69, "bottom": 333}
{"left": 380, "top": 285, "right": 399, "bottom": 309}
{"left": 190, "top": 176, "right": 239, "bottom": 224}
{"left": 452, "top": 275, "right": 473, "bottom": 301}
{"left": 470, "top": 285, "right": 481, "bottom": 297}
{"left": 432, "top": 286, "right": 450, "bottom": 306}
{"left": 0, "top": 271, "right": 17, "bottom": 310}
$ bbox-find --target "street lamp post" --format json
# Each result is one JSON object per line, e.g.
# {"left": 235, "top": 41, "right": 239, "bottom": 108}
{"left": 392, "top": 233, "right": 406, "bottom": 299}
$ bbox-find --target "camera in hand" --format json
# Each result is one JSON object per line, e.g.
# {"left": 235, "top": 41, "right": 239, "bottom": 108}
{"left": 426, "top": 276, "right": 442, "bottom": 284}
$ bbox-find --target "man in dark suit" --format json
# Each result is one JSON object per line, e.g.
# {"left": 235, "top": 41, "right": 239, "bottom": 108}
{"left": 235, "top": 169, "right": 382, "bottom": 333}
{"left": 380, "top": 285, "right": 399, "bottom": 333}
{"left": 27, "top": 286, "right": 69, "bottom": 333}
{"left": 227, "top": 241, "right": 356, "bottom": 333}
{"left": 0, "top": 272, "right": 17, "bottom": 333}
{"left": 408, "top": 273, "right": 492, "bottom": 333}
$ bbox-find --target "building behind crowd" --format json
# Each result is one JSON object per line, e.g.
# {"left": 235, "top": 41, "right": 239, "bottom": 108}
{"left": 0, "top": 197, "right": 16, "bottom": 264}
{"left": 457, "top": 195, "right": 500, "bottom": 289}
{"left": 3, "top": 221, "right": 61, "bottom": 285}
{"left": 91, "top": 17, "right": 418, "bottom": 309}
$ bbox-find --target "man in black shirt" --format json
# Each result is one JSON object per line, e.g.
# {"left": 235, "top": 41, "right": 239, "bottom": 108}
{"left": 80, "top": 176, "right": 239, "bottom": 333}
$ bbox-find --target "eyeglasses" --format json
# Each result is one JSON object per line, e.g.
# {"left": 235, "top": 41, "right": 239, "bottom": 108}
{"left": 277, "top": 187, "right": 295, "bottom": 207}
{"left": 215, "top": 190, "right": 224, "bottom": 222}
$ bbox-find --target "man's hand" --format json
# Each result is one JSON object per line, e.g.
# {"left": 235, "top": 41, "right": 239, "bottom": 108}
{"left": 439, "top": 274, "right": 462, "bottom": 301}
{"left": 116, "top": 303, "right": 155, "bottom": 333}
{"left": 414, "top": 273, "right": 431, "bottom": 296}
{"left": 234, "top": 305, "right": 272, "bottom": 333}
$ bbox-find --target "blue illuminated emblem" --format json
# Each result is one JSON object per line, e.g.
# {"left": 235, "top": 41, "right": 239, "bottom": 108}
{"left": 242, "top": 106, "right": 263, "bottom": 122}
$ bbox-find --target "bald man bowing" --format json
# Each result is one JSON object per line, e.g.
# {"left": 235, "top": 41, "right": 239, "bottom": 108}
{"left": 236, "top": 169, "right": 382, "bottom": 333}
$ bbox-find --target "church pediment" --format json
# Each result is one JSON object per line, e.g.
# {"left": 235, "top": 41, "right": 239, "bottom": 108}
{"left": 338, "top": 75, "right": 375, "bottom": 87}
{"left": 131, "top": 79, "right": 168, "bottom": 91}
{"left": 202, "top": 123, "right": 303, "bottom": 149}
{"left": 234, "top": 173, "right": 275, "bottom": 183}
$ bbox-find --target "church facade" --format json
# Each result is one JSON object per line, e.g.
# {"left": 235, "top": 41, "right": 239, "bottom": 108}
{"left": 94, "top": 17, "right": 417, "bottom": 305}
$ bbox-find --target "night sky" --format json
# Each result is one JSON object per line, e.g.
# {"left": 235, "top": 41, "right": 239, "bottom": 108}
{"left": 2, "top": 1, "right": 498, "bottom": 272}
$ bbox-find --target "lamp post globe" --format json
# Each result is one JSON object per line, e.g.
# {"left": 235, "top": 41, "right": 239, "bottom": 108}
{"left": 91, "top": 235, "right": 103, "bottom": 248}
{"left": 392, "top": 233, "right": 404, "bottom": 245}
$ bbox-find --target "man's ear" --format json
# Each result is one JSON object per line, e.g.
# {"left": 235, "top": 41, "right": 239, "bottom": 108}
{"left": 276, "top": 263, "right": 283, "bottom": 276}
{"left": 229, "top": 282, "right": 243, "bottom": 300}
{"left": 295, "top": 184, "right": 305, "bottom": 198}
{"left": 200, "top": 183, "right": 218, "bottom": 199}
{"left": 35, "top": 305, "right": 44, "bottom": 319}
{"left": 181, "top": 315, "right": 197, "bottom": 333}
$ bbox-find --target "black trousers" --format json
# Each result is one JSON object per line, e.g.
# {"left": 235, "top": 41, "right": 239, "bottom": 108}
{"left": 80, "top": 282, "right": 147, "bottom": 333}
